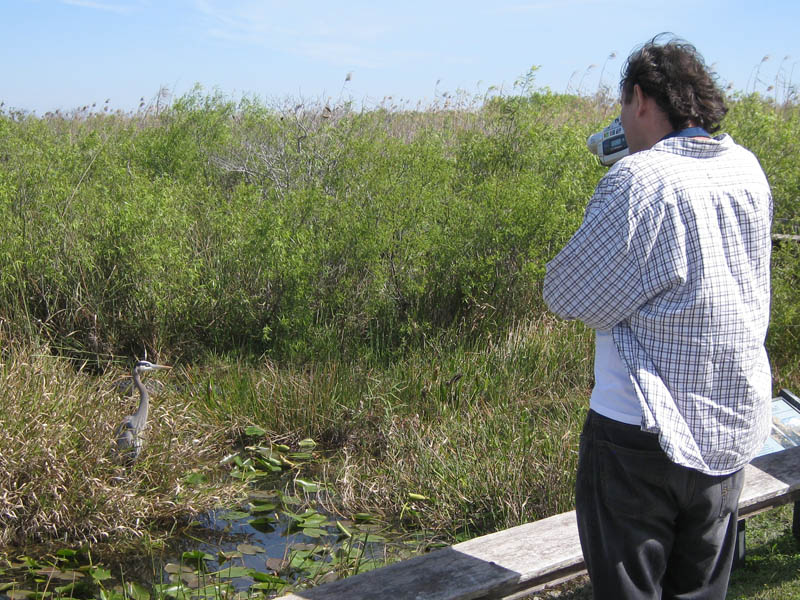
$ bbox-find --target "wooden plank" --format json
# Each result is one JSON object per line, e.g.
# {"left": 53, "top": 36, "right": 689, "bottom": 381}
{"left": 772, "top": 233, "right": 800, "bottom": 243}
{"left": 740, "top": 444, "right": 800, "bottom": 517}
{"left": 278, "top": 512, "right": 583, "bottom": 600}
{"left": 279, "top": 444, "right": 800, "bottom": 600}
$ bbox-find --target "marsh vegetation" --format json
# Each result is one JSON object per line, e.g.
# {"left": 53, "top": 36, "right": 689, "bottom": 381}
{"left": 1, "top": 78, "right": 799, "bottom": 597}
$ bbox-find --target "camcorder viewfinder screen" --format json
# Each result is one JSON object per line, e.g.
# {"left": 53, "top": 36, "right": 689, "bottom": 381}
{"left": 603, "top": 135, "right": 627, "bottom": 154}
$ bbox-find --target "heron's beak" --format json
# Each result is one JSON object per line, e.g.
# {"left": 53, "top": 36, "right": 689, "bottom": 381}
{"left": 155, "top": 364, "right": 172, "bottom": 370}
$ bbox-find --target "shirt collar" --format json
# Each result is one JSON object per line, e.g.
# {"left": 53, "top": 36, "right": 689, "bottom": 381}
{"left": 661, "top": 127, "right": 711, "bottom": 141}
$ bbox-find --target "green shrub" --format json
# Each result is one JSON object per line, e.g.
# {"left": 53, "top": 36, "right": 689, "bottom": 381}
{"left": 0, "top": 89, "right": 798, "bottom": 378}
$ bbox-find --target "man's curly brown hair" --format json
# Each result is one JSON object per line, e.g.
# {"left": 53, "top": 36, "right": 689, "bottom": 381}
{"left": 621, "top": 34, "right": 728, "bottom": 133}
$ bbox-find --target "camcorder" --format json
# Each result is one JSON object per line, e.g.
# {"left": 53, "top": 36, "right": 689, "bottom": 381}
{"left": 587, "top": 116, "right": 629, "bottom": 166}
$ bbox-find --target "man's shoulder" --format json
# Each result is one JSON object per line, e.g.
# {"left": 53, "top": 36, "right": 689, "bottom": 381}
{"left": 610, "top": 134, "right": 763, "bottom": 181}
{"left": 596, "top": 151, "right": 664, "bottom": 195}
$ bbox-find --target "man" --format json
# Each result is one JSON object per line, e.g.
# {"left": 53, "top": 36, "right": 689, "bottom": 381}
{"left": 543, "top": 35, "right": 773, "bottom": 599}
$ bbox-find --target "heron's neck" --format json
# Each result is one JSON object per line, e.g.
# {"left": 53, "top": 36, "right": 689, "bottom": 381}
{"left": 132, "top": 369, "right": 150, "bottom": 420}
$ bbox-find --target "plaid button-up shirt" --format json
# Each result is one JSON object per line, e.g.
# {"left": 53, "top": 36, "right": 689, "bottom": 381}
{"left": 544, "top": 134, "right": 773, "bottom": 475}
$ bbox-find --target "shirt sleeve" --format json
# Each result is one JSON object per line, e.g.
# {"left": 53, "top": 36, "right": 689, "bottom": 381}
{"left": 542, "top": 163, "right": 687, "bottom": 330}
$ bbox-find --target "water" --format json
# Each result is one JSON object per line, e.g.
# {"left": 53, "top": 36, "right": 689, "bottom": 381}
{"left": 0, "top": 488, "right": 425, "bottom": 600}
{"left": 0, "top": 437, "right": 432, "bottom": 599}
{"left": 141, "top": 491, "right": 420, "bottom": 598}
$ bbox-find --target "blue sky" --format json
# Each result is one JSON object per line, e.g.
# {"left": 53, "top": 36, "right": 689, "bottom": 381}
{"left": 3, "top": 0, "right": 800, "bottom": 114}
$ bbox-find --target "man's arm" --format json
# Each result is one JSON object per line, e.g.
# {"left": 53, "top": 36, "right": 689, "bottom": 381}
{"left": 542, "top": 166, "right": 686, "bottom": 330}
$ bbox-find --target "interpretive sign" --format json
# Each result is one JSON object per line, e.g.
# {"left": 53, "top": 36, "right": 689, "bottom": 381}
{"left": 758, "top": 389, "right": 800, "bottom": 456}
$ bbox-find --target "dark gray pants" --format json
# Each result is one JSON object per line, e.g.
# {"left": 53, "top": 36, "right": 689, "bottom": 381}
{"left": 576, "top": 410, "right": 744, "bottom": 600}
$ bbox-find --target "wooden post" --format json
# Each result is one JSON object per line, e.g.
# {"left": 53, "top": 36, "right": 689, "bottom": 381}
{"left": 733, "top": 520, "right": 746, "bottom": 570}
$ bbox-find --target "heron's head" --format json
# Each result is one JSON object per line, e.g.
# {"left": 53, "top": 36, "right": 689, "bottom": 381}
{"left": 134, "top": 360, "right": 171, "bottom": 374}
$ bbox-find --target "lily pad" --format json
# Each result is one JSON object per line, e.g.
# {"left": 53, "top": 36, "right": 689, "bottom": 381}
{"left": 125, "top": 582, "right": 151, "bottom": 600}
{"left": 289, "top": 542, "right": 320, "bottom": 552}
{"left": 265, "top": 557, "right": 289, "bottom": 572}
{"left": 237, "top": 543, "right": 266, "bottom": 555}
{"left": 218, "top": 550, "right": 243, "bottom": 562}
{"left": 219, "top": 510, "right": 250, "bottom": 521}
{"left": 35, "top": 567, "right": 85, "bottom": 580}
{"left": 249, "top": 581, "right": 285, "bottom": 591}
{"left": 99, "top": 589, "right": 123, "bottom": 600}
{"left": 211, "top": 566, "right": 251, "bottom": 579}
{"left": 250, "top": 570, "right": 286, "bottom": 584}
{"left": 248, "top": 517, "right": 277, "bottom": 533}
{"left": 180, "top": 572, "right": 201, "bottom": 589}
{"left": 248, "top": 490, "right": 280, "bottom": 502}
{"left": 181, "top": 550, "right": 214, "bottom": 562}
{"left": 302, "top": 527, "right": 329, "bottom": 538}
{"left": 165, "top": 563, "right": 196, "bottom": 575}
{"left": 288, "top": 552, "right": 317, "bottom": 570}
{"left": 279, "top": 493, "right": 303, "bottom": 505}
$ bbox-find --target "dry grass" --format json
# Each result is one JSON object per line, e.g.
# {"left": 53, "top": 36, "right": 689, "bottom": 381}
{"left": 0, "top": 314, "right": 594, "bottom": 551}
{"left": 0, "top": 338, "right": 246, "bottom": 548}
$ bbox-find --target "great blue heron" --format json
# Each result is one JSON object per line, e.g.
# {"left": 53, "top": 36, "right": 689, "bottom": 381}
{"left": 113, "top": 360, "right": 171, "bottom": 463}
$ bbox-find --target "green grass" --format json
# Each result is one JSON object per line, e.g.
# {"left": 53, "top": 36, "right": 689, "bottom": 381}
{"left": 0, "top": 339, "right": 246, "bottom": 547}
{"left": 3, "top": 321, "right": 798, "bottom": 598}
{"left": 0, "top": 314, "right": 594, "bottom": 547}
{"left": 728, "top": 505, "right": 800, "bottom": 599}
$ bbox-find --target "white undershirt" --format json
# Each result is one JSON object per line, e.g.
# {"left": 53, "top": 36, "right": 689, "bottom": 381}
{"left": 590, "top": 330, "right": 642, "bottom": 425}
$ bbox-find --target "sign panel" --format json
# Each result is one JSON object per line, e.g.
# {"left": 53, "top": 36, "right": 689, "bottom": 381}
{"left": 758, "top": 389, "right": 800, "bottom": 456}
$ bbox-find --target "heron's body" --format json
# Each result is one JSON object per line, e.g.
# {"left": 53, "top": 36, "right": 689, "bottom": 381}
{"left": 113, "top": 360, "right": 170, "bottom": 463}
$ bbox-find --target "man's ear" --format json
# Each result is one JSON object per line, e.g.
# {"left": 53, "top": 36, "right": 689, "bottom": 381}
{"left": 633, "top": 84, "right": 647, "bottom": 117}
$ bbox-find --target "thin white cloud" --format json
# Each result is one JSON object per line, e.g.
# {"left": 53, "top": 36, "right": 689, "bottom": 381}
{"left": 193, "top": 1, "right": 300, "bottom": 42}
{"left": 500, "top": 0, "right": 626, "bottom": 11}
{"left": 194, "top": 0, "right": 392, "bottom": 42}
{"left": 60, "top": 0, "right": 146, "bottom": 15}
{"left": 191, "top": 0, "right": 458, "bottom": 70}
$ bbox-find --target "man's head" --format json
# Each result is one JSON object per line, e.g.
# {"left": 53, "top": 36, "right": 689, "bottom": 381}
{"left": 619, "top": 35, "right": 728, "bottom": 150}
